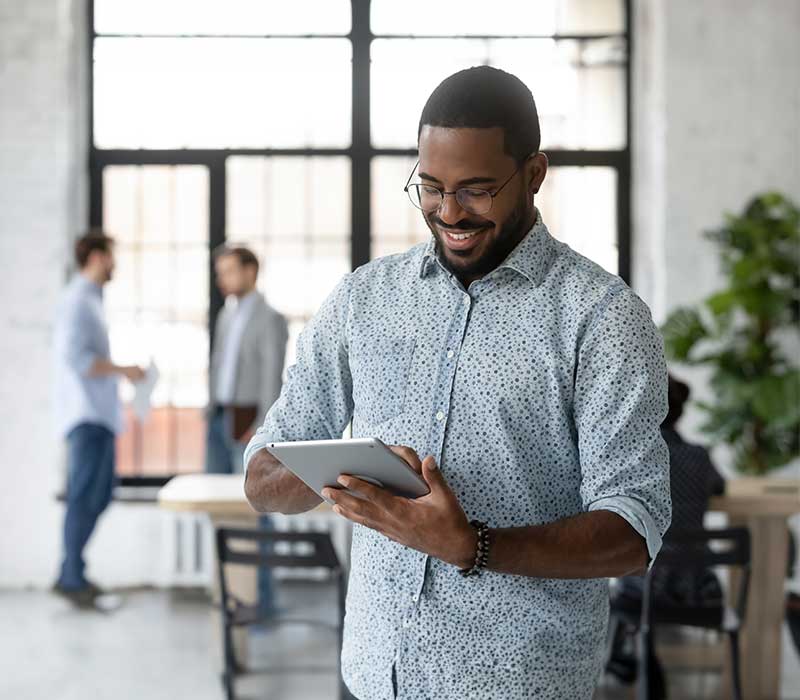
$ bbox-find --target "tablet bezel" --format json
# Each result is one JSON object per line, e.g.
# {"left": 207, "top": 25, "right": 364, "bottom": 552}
{"left": 265, "top": 437, "right": 430, "bottom": 501}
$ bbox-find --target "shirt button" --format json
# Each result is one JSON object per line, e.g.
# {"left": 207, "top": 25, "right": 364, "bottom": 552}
{"left": 463, "top": 296, "right": 470, "bottom": 306}
{"left": 446, "top": 350, "right": 454, "bottom": 359}
{"left": 412, "top": 594, "right": 419, "bottom": 602}
{"left": 435, "top": 411, "right": 444, "bottom": 421}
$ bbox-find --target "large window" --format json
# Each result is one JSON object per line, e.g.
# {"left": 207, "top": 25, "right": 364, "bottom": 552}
{"left": 90, "top": 0, "right": 630, "bottom": 480}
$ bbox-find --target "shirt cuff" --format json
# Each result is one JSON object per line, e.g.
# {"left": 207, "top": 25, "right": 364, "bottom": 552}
{"left": 588, "top": 495, "right": 663, "bottom": 569}
{"left": 243, "top": 428, "right": 269, "bottom": 474}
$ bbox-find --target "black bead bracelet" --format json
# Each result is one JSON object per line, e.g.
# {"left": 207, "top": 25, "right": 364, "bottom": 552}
{"left": 459, "top": 520, "right": 491, "bottom": 577}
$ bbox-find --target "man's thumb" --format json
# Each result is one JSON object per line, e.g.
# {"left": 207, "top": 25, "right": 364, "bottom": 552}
{"left": 421, "top": 456, "right": 444, "bottom": 491}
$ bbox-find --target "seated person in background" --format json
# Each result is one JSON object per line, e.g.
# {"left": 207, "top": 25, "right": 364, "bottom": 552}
{"left": 607, "top": 374, "right": 726, "bottom": 687}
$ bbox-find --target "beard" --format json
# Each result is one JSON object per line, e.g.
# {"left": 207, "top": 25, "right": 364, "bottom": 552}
{"left": 424, "top": 195, "right": 533, "bottom": 282}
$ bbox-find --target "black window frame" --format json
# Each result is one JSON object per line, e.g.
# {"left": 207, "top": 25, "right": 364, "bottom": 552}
{"left": 87, "top": 0, "right": 632, "bottom": 485}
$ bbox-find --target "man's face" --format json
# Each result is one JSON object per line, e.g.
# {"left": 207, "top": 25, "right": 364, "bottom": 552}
{"left": 417, "top": 126, "right": 543, "bottom": 285}
{"left": 93, "top": 249, "right": 115, "bottom": 283}
{"left": 215, "top": 255, "right": 252, "bottom": 297}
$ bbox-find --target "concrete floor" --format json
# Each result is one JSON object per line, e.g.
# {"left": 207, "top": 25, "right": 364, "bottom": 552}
{"left": 2, "top": 581, "right": 799, "bottom": 700}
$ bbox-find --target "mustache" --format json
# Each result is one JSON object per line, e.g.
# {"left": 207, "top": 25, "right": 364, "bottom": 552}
{"left": 426, "top": 215, "right": 490, "bottom": 231}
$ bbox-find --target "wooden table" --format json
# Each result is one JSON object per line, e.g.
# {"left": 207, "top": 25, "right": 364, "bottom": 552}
{"left": 158, "top": 472, "right": 261, "bottom": 519}
{"left": 709, "top": 477, "right": 800, "bottom": 700}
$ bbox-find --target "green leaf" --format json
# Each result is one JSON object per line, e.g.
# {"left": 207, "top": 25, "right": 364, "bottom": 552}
{"left": 661, "top": 308, "right": 709, "bottom": 362}
{"left": 705, "top": 291, "right": 738, "bottom": 317}
{"left": 751, "top": 371, "right": 800, "bottom": 429}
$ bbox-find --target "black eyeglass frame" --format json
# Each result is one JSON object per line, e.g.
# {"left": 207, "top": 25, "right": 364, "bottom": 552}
{"left": 402, "top": 157, "right": 531, "bottom": 215}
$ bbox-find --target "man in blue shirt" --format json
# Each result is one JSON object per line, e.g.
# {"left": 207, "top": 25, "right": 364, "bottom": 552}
{"left": 244, "top": 67, "right": 671, "bottom": 698}
{"left": 52, "top": 231, "right": 144, "bottom": 608}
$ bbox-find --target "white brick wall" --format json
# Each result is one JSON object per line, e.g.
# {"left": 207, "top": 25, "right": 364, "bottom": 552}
{"left": 633, "top": 0, "right": 800, "bottom": 322}
{"left": 632, "top": 0, "right": 800, "bottom": 471}
{"left": 0, "top": 0, "right": 88, "bottom": 586}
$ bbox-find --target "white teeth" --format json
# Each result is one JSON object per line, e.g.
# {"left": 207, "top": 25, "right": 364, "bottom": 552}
{"left": 446, "top": 230, "right": 479, "bottom": 241}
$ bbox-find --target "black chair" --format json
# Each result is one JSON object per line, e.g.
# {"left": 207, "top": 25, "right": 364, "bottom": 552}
{"left": 622, "top": 527, "right": 751, "bottom": 700}
{"left": 215, "top": 526, "right": 349, "bottom": 700}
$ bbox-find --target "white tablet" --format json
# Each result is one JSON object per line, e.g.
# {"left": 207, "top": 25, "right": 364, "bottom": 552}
{"left": 265, "top": 437, "right": 430, "bottom": 502}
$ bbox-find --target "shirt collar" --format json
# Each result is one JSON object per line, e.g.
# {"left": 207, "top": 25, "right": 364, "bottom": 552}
{"left": 75, "top": 273, "right": 103, "bottom": 298}
{"left": 418, "top": 209, "right": 554, "bottom": 286}
{"left": 226, "top": 289, "right": 259, "bottom": 311}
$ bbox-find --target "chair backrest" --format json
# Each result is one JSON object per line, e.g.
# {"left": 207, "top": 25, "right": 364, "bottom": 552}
{"left": 216, "top": 526, "right": 342, "bottom": 571}
{"left": 653, "top": 527, "right": 750, "bottom": 569}
{"left": 641, "top": 526, "right": 751, "bottom": 628}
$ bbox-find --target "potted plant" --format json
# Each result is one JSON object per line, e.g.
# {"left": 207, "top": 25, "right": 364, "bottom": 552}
{"left": 660, "top": 192, "right": 800, "bottom": 475}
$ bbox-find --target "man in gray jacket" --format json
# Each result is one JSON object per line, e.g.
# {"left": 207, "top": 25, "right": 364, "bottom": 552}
{"left": 207, "top": 245, "right": 288, "bottom": 616}
{"left": 207, "top": 245, "right": 288, "bottom": 474}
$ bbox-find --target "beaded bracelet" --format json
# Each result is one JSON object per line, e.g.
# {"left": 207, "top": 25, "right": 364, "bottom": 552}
{"left": 458, "top": 520, "right": 491, "bottom": 577}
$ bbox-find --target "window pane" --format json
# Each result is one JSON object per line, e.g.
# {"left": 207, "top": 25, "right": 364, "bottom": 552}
{"left": 371, "top": 0, "right": 623, "bottom": 36}
{"left": 537, "top": 166, "right": 618, "bottom": 274}
{"left": 226, "top": 156, "right": 351, "bottom": 370}
{"left": 116, "top": 406, "right": 205, "bottom": 477}
{"left": 558, "top": 0, "right": 625, "bottom": 34}
{"left": 94, "top": 38, "right": 351, "bottom": 148}
{"left": 95, "top": 0, "right": 351, "bottom": 36}
{"left": 103, "top": 165, "right": 209, "bottom": 476}
{"left": 371, "top": 38, "right": 625, "bottom": 150}
{"left": 372, "top": 0, "right": 558, "bottom": 36}
{"left": 371, "top": 156, "right": 431, "bottom": 258}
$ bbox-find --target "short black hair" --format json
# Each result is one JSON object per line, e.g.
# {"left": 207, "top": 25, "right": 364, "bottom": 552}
{"left": 75, "top": 230, "right": 114, "bottom": 269}
{"left": 417, "top": 66, "right": 541, "bottom": 164}
{"left": 664, "top": 374, "right": 691, "bottom": 428}
{"left": 213, "top": 244, "right": 260, "bottom": 275}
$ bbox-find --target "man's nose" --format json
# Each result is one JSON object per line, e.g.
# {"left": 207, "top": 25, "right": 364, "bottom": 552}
{"left": 437, "top": 192, "right": 468, "bottom": 226}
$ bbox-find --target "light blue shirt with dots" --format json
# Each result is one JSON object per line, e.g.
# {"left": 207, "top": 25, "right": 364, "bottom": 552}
{"left": 245, "top": 210, "right": 672, "bottom": 699}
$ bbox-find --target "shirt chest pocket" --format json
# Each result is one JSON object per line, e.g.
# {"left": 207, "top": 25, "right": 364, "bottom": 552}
{"left": 350, "top": 336, "right": 416, "bottom": 426}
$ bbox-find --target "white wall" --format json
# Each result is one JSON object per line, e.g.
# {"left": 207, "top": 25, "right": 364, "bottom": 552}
{"left": 0, "top": 0, "right": 178, "bottom": 589}
{"left": 632, "top": 0, "right": 800, "bottom": 470}
{"left": 0, "top": 0, "right": 84, "bottom": 586}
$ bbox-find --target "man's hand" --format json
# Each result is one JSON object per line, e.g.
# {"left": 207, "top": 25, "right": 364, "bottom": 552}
{"left": 237, "top": 427, "right": 255, "bottom": 445}
{"left": 120, "top": 365, "right": 146, "bottom": 383}
{"left": 89, "top": 359, "right": 145, "bottom": 382}
{"left": 322, "top": 447, "right": 476, "bottom": 569}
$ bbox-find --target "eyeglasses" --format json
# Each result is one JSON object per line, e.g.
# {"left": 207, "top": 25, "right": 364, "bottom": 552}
{"left": 403, "top": 160, "right": 522, "bottom": 216}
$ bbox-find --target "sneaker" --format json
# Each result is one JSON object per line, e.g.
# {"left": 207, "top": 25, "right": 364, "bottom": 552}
{"left": 51, "top": 582, "right": 97, "bottom": 609}
{"left": 83, "top": 579, "right": 106, "bottom": 597}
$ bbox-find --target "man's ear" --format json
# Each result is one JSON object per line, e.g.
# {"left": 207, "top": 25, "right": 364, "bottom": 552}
{"left": 526, "top": 152, "right": 549, "bottom": 195}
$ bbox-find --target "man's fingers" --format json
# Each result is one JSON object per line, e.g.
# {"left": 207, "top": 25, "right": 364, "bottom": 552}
{"left": 336, "top": 474, "right": 393, "bottom": 506}
{"left": 332, "top": 504, "right": 376, "bottom": 530}
{"left": 323, "top": 485, "right": 378, "bottom": 518}
{"left": 390, "top": 444, "right": 423, "bottom": 474}
{"left": 421, "top": 456, "right": 447, "bottom": 493}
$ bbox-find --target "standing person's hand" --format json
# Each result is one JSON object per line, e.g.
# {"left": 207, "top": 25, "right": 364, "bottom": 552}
{"left": 322, "top": 445, "right": 476, "bottom": 569}
{"left": 120, "top": 365, "right": 146, "bottom": 383}
{"left": 237, "top": 427, "right": 256, "bottom": 445}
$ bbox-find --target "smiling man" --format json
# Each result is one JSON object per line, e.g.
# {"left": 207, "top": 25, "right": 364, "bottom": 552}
{"left": 244, "top": 66, "right": 671, "bottom": 699}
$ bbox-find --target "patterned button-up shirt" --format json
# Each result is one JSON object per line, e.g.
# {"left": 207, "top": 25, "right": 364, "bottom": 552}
{"left": 245, "top": 211, "right": 672, "bottom": 699}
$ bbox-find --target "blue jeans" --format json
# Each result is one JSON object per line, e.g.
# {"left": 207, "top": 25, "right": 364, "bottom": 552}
{"left": 206, "top": 407, "right": 276, "bottom": 615}
{"left": 57, "top": 423, "right": 116, "bottom": 590}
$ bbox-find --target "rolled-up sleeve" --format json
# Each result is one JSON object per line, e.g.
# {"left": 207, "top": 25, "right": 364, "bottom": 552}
{"left": 574, "top": 285, "right": 672, "bottom": 566}
{"left": 244, "top": 274, "right": 355, "bottom": 471}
